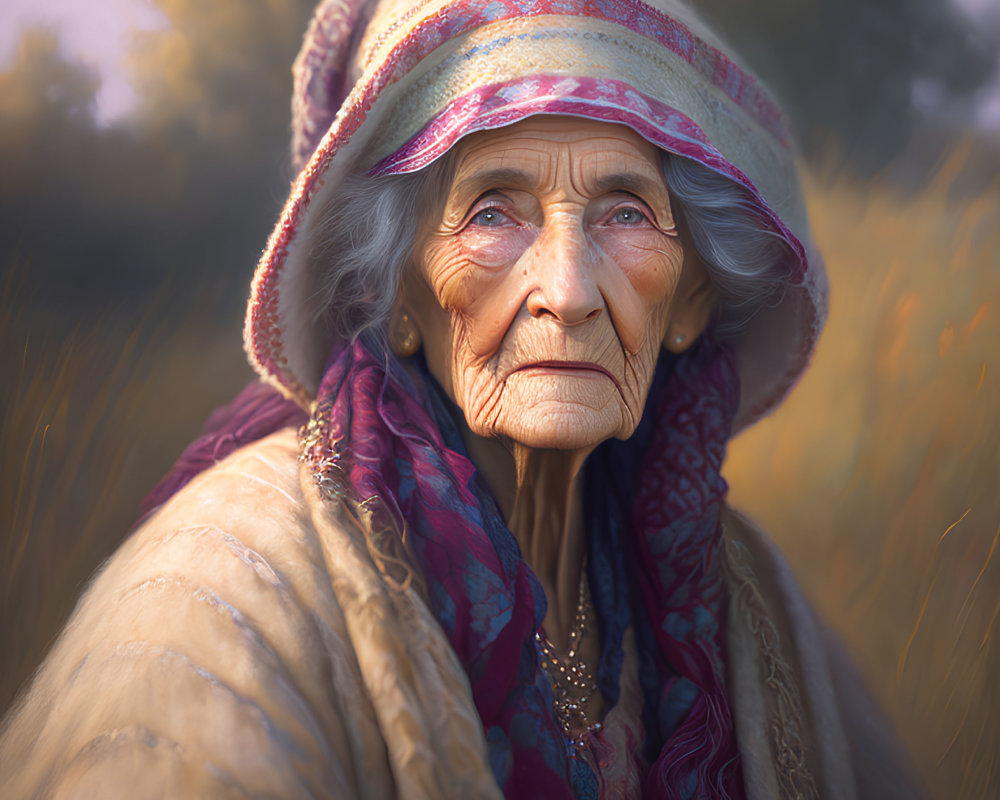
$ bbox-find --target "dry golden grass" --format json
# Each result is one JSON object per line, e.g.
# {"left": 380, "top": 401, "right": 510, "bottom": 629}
{"left": 727, "top": 145, "right": 1000, "bottom": 799}
{"left": 0, "top": 290, "right": 251, "bottom": 711}
{"left": 1, "top": 148, "right": 997, "bottom": 798}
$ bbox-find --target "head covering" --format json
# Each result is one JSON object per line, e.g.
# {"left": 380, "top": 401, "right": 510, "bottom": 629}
{"left": 244, "top": 0, "right": 827, "bottom": 433}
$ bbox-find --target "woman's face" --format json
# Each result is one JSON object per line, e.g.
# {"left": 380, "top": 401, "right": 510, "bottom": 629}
{"left": 405, "top": 116, "right": 712, "bottom": 452}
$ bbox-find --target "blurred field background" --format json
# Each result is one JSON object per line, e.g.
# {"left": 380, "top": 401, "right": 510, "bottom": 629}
{"left": 728, "top": 150, "right": 999, "bottom": 799}
{"left": 1, "top": 1, "right": 998, "bottom": 798}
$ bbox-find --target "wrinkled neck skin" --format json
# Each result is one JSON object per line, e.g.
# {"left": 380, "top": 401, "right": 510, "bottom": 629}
{"left": 509, "top": 444, "right": 590, "bottom": 649}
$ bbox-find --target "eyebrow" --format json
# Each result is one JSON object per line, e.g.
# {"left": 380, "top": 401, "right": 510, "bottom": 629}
{"left": 450, "top": 167, "right": 535, "bottom": 201}
{"left": 450, "top": 167, "right": 667, "bottom": 204}
{"left": 589, "top": 171, "right": 668, "bottom": 200}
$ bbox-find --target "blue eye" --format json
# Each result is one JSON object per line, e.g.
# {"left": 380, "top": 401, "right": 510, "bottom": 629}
{"left": 472, "top": 207, "right": 505, "bottom": 226}
{"left": 612, "top": 206, "right": 645, "bottom": 225}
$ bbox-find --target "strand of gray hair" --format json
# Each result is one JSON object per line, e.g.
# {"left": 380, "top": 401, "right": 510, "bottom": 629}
{"left": 308, "top": 167, "right": 433, "bottom": 348}
{"left": 661, "top": 154, "right": 793, "bottom": 338}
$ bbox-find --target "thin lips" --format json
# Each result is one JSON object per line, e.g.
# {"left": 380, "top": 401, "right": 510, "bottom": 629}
{"left": 513, "top": 361, "right": 622, "bottom": 393}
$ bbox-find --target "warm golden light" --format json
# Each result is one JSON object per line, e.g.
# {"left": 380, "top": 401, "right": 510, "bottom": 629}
{"left": 726, "top": 145, "right": 999, "bottom": 800}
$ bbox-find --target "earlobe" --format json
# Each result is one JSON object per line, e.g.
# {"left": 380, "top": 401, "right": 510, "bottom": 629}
{"left": 389, "top": 303, "right": 421, "bottom": 357}
{"left": 663, "top": 253, "right": 717, "bottom": 353}
{"left": 663, "top": 327, "right": 690, "bottom": 353}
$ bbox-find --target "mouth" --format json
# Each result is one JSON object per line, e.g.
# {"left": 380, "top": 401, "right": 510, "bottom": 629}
{"left": 512, "top": 361, "right": 622, "bottom": 394}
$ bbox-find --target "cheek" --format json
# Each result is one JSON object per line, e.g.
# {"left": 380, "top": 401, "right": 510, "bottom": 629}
{"left": 599, "top": 236, "right": 684, "bottom": 352}
{"left": 422, "top": 240, "right": 472, "bottom": 310}
{"left": 459, "top": 227, "right": 534, "bottom": 269}
{"left": 423, "top": 237, "right": 528, "bottom": 359}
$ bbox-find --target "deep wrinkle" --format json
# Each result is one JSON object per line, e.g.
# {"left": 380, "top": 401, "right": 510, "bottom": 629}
{"left": 403, "top": 117, "right": 716, "bottom": 718}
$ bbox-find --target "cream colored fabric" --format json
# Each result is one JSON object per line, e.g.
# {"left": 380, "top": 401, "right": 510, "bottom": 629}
{"left": 0, "top": 433, "right": 916, "bottom": 798}
{"left": 0, "top": 429, "right": 498, "bottom": 800}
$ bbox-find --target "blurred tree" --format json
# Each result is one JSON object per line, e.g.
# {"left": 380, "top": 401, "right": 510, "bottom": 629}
{"left": 0, "top": 1, "right": 315, "bottom": 318}
{"left": 698, "top": 0, "right": 998, "bottom": 170}
{"left": 0, "top": 29, "right": 100, "bottom": 199}
{"left": 127, "top": 0, "right": 315, "bottom": 152}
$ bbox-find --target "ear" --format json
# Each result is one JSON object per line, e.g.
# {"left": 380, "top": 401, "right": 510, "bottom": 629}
{"left": 663, "top": 249, "right": 717, "bottom": 353}
{"left": 394, "top": 266, "right": 457, "bottom": 398}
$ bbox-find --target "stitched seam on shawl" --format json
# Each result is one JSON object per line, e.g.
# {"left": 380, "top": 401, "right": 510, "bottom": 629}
{"left": 143, "top": 524, "right": 339, "bottom": 660}
{"left": 41, "top": 643, "right": 322, "bottom": 798}
{"left": 109, "top": 573, "right": 336, "bottom": 750}
{"left": 41, "top": 726, "right": 194, "bottom": 799}
{"left": 300, "top": 412, "right": 427, "bottom": 597}
{"left": 46, "top": 726, "right": 259, "bottom": 798}
{"left": 107, "top": 642, "right": 309, "bottom": 750}
{"left": 724, "top": 535, "right": 820, "bottom": 800}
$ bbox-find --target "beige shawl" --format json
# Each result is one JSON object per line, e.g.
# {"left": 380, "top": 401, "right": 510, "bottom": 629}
{"left": 0, "top": 430, "right": 918, "bottom": 798}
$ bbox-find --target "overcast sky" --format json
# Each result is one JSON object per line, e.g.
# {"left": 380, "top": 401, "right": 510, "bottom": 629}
{"left": 0, "top": 0, "right": 168, "bottom": 123}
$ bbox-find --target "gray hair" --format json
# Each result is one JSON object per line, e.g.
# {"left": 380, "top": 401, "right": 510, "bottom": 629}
{"left": 308, "top": 153, "right": 794, "bottom": 345}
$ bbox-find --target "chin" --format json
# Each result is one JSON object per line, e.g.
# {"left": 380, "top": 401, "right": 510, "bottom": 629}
{"left": 495, "top": 407, "right": 629, "bottom": 452}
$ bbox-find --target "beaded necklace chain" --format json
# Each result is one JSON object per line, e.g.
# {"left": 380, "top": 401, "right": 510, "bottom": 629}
{"left": 535, "top": 569, "right": 602, "bottom": 755}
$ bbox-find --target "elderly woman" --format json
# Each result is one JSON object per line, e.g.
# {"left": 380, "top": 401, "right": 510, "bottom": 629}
{"left": 0, "top": 1, "right": 921, "bottom": 798}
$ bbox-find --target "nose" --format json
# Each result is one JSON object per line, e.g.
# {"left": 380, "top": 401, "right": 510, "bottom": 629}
{"left": 525, "top": 216, "right": 603, "bottom": 325}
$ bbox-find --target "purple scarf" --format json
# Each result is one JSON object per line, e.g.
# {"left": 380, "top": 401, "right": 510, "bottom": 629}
{"left": 145, "top": 337, "right": 744, "bottom": 798}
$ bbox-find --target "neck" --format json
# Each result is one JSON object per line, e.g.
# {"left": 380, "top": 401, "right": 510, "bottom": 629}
{"left": 459, "top": 424, "right": 592, "bottom": 652}
{"left": 511, "top": 444, "right": 591, "bottom": 648}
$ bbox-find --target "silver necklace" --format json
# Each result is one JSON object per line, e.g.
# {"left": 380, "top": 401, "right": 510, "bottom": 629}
{"left": 535, "top": 569, "right": 602, "bottom": 754}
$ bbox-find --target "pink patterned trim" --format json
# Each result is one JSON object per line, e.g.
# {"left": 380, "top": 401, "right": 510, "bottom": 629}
{"left": 376, "top": 0, "right": 787, "bottom": 137}
{"left": 290, "top": 0, "right": 789, "bottom": 164}
{"left": 248, "top": 0, "right": 798, "bottom": 405}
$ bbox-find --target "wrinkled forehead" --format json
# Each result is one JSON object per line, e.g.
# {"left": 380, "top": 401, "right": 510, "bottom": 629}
{"left": 450, "top": 116, "right": 661, "bottom": 170}
{"left": 444, "top": 116, "right": 670, "bottom": 199}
